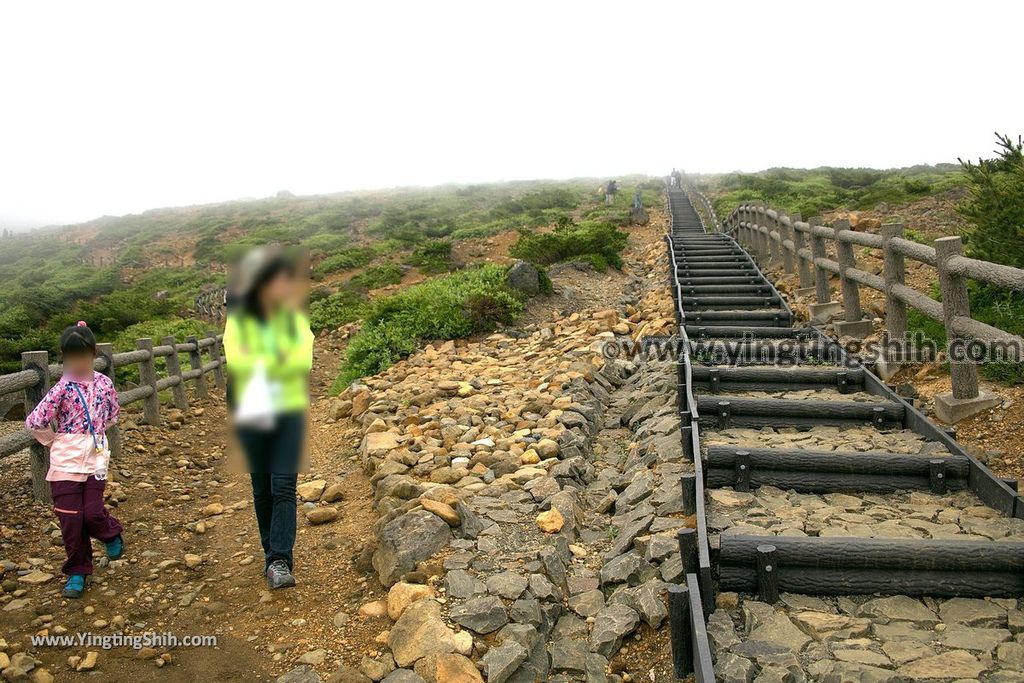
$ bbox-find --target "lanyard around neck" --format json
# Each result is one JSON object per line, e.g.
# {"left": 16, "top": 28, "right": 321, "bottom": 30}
{"left": 71, "top": 383, "right": 101, "bottom": 449}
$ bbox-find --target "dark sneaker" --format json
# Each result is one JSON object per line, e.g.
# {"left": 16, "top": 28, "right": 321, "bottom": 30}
{"left": 265, "top": 560, "right": 296, "bottom": 589}
{"left": 62, "top": 574, "right": 86, "bottom": 598}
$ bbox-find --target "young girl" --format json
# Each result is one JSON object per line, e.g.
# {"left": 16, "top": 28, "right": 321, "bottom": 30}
{"left": 26, "top": 321, "right": 124, "bottom": 598}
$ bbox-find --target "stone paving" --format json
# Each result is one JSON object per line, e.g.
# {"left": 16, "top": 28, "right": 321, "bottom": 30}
{"left": 708, "top": 486, "right": 1024, "bottom": 545}
{"left": 709, "top": 592, "right": 1024, "bottom": 683}
{"left": 706, "top": 425, "right": 950, "bottom": 456}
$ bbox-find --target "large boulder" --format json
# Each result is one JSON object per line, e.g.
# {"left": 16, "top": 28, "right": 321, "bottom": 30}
{"left": 629, "top": 206, "right": 650, "bottom": 226}
{"left": 505, "top": 260, "right": 540, "bottom": 296}
{"left": 373, "top": 510, "right": 452, "bottom": 586}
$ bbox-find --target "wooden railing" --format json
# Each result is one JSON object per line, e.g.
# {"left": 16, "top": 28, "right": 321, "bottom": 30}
{"left": 686, "top": 187, "right": 722, "bottom": 233}
{"left": 723, "top": 203, "right": 1024, "bottom": 411}
{"left": 1, "top": 332, "right": 225, "bottom": 501}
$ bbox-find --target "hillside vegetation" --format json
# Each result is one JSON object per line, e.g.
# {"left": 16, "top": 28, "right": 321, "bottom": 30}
{"left": 0, "top": 177, "right": 653, "bottom": 381}
{"left": 694, "top": 164, "right": 965, "bottom": 220}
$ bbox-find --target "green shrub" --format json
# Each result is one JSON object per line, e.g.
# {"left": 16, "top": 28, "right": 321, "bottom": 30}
{"left": 537, "top": 267, "right": 554, "bottom": 295}
{"left": 406, "top": 239, "right": 453, "bottom": 275}
{"left": 906, "top": 281, "right": 1024, "bottom": 385}
{"left": 110, "top": 318, "right": 208, "bottom": 385}
{"left": 334, "top": 265, "right": 525, "bottom": 388}
{"left": 572, "top": 254, "right": 611, "bottom": 272}
{"left": 959, "top": 133, "right": 1024, "bottom": 269}
{"left": 707, "top": 164, "right": 964, "bottom": 219}
{"left": 509, "top": 220, "right": 627, "bottom": 269}
{"left": 309, "top": 289, "right": 367, "bottom": 332}
{"left": 348, "top": 263, "right": 403, "bottom": 290}
{"left": 313, "top": 247, "right": 378, "bottom": 278}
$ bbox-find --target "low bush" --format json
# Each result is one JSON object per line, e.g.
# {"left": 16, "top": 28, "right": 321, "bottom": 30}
{"left": 406, "top": 239, "right": 453, "bottom": 275}
{"left": 508, "top": 220, "right": 628, "bottom": 270}
{"left": 348, "top": 263, "right": 403, "bottom": 290}
{"left": 333, "top": 265, "right": 525, "bottom": 389}
{"left": 703, "top": 165, "right": 964, "bottom": 219}
{"left": 309, "top": 289, "right": 367, "bottom": 332}
{"left": 313, "top": 247, "right": 379, "bottom": 278}
{"left": 906, "top": 281, "right": 1024, "bottom": 385}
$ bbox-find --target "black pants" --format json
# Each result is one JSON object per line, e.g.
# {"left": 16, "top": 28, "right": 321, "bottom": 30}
{"left": 236, "top": 411, "right": 305, "bottom": 570}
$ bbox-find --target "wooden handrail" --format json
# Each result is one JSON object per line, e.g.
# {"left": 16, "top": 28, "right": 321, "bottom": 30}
{"left": 0, "top": 332, "right": 225, "bottom": 502}
{"left": 722, "top": 201, "right": 1024, "bottom": 404}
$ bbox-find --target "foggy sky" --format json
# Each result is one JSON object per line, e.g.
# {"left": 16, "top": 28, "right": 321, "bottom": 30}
{"left": 1, "top": 0, "right": 1020, "bottom": 229}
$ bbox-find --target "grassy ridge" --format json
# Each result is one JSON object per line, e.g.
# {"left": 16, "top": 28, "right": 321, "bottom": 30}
{"left": 0, "top": 180, "right": 616, "bottom": 373}
{"left": 0, "top": 176, "right": 655, "bottom": 379}
{"left": 696, "top": 164, "right": 964, "bottom": 220}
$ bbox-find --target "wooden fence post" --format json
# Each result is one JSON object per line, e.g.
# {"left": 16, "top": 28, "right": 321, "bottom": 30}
{"left": 668, "top": 585, "right": 693, "bottom": 678}
{"left": 677, "top": 528, "right": 699, "bottom": 576}
{"left": 793, "top": 218, "right": 812, "bottom": 289}
{"left": 834, "top": 220, "right": 862, "bottom": 319}
{"left": 810, "top": 218, "right": 831, "bottom": 304}
{"left": 96, "top": 343, "right": 122, "bottom": 463}
{"left": 756, "top": 544, "right": 779, "bottom": 603}
{"left": 935, "top": 237, "right": 978, "bottom": 400}
{"left": 187, "top": 335, "right": 208, "bottom": 399}
{"left": 768, "top": 211, "right": 782, "bottom": 268}
{"left": 22, "top": 351, "right": 51, "bottom": 503}
{"left": 758, "top": 207, "right": 770, "bottom": 263}
{"left": 780, "top": 213, "right": 794, "bottom": 274}
{"left": 751, "top": 207, "right": 762, "bottom": 260}
{"left": 208, "top": 331, "right": 226, "bottom": 390}
{"left": 162, "top": 336, "right": 189, "bottom": 410}
{"left": 680, "top": 474, "right": 697, "bottom": 516}
{"left": 745, "top": 205, "right": 754, "bottom": 248}
{"left": 136, "top": 338, "right": 161, "bottom": 425}
{"left": 881, "top": 223, "right": 907, "bottom": 357}
{"left": 834, "top": 218, "right": 873, "bottom": 337}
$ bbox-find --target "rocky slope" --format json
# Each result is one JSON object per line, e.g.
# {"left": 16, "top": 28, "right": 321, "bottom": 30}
{"left": 306, "top": 228, "right": 688, "bottom": 682}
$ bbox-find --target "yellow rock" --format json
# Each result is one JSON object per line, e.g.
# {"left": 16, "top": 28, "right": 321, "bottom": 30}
{"left": 202, "top": 503, "right": 224, "bottom": 517}
{"left": 358, "top": 599, "right": 389, "bottom": 618}
{"left": 387, "top": 582, "right": 437, "bottom": 620}
{"left": 537, "top": 508, "right": 564, "bottom": 534}
{"left": 520, "top": 449, "right": 540, "bottom": 465}
{"left": 420, "top": 498, "right": 460, "bottom": 527}
{"left": 417, "top": 653, "right": 484, "bottom": 683}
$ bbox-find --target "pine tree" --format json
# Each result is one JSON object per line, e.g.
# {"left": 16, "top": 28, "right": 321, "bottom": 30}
{"left": 958, "top": 133, "right": 1024, "bottom": 268}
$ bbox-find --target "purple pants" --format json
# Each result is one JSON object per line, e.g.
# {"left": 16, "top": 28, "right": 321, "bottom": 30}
{"left": 50, "top": 477, "right": 123, "bottom": 576}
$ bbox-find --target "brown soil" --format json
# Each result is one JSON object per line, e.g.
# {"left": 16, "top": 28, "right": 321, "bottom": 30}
{"left": 0, "top": 207, "right": 678, "bottom": 682}
{"left": 0, "top": 336, "right": 382, "bottom": 681}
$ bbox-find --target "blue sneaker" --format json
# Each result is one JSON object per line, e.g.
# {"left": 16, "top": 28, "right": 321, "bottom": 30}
{"left": 62, "top": 574, "right": 86, "bottom": 599}
{"left": 104, "top": 535, "right": 124, "bottom": 560}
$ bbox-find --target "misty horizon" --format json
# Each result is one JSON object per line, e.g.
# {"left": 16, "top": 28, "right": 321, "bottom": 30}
{"left": 0, "top": 159, "right": 967, "bottom": 232}
{"left": 2, "top": 1, "right": 1021, "bottom": 231}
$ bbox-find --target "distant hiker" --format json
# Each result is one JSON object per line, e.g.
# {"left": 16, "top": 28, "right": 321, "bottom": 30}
{"left": 26, "top": 321, "right": 124, "bottom": 599}
{"left": 224, "top": 247, "right": 314, "bottom": 590}
{"left": 670, "top": 168, "right": 678, "bottom": 187}
{"left": 605, "top": 180, "right": 619, "bottom": 204}
{"left": 633, "top": 189, "right": 643, "bottom": 210}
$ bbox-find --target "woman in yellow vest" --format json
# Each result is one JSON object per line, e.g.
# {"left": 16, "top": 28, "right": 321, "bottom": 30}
{"left": 223, "top": 248, "right": 314, "bottom": 589}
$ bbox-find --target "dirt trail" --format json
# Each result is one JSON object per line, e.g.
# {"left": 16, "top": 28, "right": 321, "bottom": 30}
{"left": 0, "top": 214, "right": 676, "bottom": 682}
{"left": 0, "top": 335, "right": 381, "bottom": 682}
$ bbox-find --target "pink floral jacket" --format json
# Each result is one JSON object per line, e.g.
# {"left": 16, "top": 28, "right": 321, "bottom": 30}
{"left": 26, "top": 372, "right": 120, "bottom": 481}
